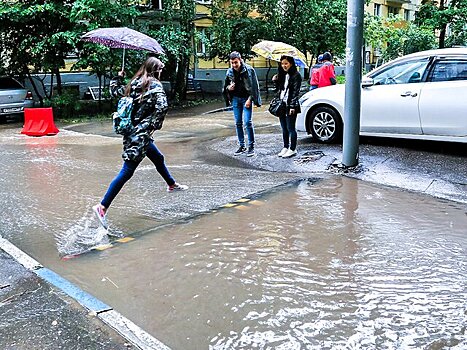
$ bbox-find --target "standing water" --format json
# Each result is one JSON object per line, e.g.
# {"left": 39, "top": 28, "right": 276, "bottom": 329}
{"left": 50, "top": 177, "right": 466, "bottom": 349}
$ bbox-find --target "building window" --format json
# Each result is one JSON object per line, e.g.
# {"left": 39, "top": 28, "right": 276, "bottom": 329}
{"left": 374, "top": 4, "right": 381, "bottom": 17}
{"left": 151, "top": 0, "right": 162, "bottom": 9}
{"left": 388, "top": 6, "right": 399, "bottom": 16}
{"left": 196, "top": 27, "right": 210, "bottom": 55}
{"left": 404, "top": 9, "right": 410, "bottom": 21}
{"left": 135, "top": 0, "right": 163, "bottom": 9}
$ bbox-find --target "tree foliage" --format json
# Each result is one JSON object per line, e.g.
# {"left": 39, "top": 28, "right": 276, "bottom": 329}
{"left": 0, "top": 0, "right": 139, "bottom": 103}
{"left": 365, "top": 14, "right": 437, "bottom": 61}
{"left": 209, "top": 0, "right": 347, "bottom": 67}
{"left": 415, "top": 0, "right": 467, "bottom": 48}
{"left": 145, "top": 0, "right": 197, "bottom": 102}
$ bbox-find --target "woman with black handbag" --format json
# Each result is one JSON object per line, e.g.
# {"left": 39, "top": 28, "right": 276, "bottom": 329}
{"left": 272, "top": 55, "right": 302, "bottom": 158}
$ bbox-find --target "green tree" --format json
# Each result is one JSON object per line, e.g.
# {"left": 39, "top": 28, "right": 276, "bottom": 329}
{"left": 209, "top": 0, "right": 274, "bottom": 60}
{"left": 145, "top": 0, "right": 196, "bottom": 102}
{"left": 0, "top": 0, "right": 76, "bottom": 104}
{"left": 278, "top": 0, "right": 347, "bottom": 65}
{"left": 365, "top": 14, "right": 436, "bottom": 61}
{"left": 415, "top": 0, "right": 467, "bottom": 48}
{"left": 0, "top": 0, "right": 139, "bottom": 105}
{"left": 209, "top": 0, "right": 347, "bottom": 69}
{"left": 70, "top": 0, "right": 139, "bottom": 105}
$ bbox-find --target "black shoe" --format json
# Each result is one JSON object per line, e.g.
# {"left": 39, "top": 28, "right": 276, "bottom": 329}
{"left": 247, "top": 146, "right": 255, "bottom": 157}
{"left": 234, "top": 146, "right": 246, "bottom": 156}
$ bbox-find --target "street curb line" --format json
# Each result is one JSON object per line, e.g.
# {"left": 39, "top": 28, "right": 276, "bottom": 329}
{"left": 35, "top": 268, "right": 112, "bottom": 313}
{"left": 0, "top": 237, "right": 171, "bottom": 350}
{"left": 0, "top": 237, "right": 42, "bottom": 270}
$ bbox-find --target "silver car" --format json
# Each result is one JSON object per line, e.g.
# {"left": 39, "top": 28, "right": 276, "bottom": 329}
{"left": 0, "top": 77, "right": 34, "bottom": 122}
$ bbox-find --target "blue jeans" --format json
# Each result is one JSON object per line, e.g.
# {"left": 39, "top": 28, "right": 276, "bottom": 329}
{"left": 279, "top": 113, "right": 297, "bottom": 151}
{"left": 101, "top": 141, "right": 175, "bottom": 209}
{"left": 232, "top": 96, "right": 254, "bottom": 147}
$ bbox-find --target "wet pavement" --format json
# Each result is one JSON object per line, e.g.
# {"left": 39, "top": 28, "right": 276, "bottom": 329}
{"left": 0, "top": 249, "right": 131, "bottom": 349}
{"left": 0, "top": 104, "right": 466, "bottom": 349}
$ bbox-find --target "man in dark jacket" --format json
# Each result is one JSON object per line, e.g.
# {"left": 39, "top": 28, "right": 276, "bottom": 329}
{"left": 223, "top": 51, "right": 262, "bottom": 157}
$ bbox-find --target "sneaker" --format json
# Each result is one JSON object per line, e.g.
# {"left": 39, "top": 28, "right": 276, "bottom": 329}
{"left": 93, "top": 204, "right": 108, "bottom": 229}
{"left": 277, "top": 148, "right": 288, "bottom": 157}
{"left": 282, "top": 149, "right": 297, "bottom": 158}
{"left": 168, "top": 182, "right": 189, "bottom": 192}
{"left": 247, "top": 146, "right": 255, "bottom": 157}
{"left": 234, "top": 146, "right": 246, "bottom": 156}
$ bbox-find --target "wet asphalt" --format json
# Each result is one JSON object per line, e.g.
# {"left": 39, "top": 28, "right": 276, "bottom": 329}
{"left": 0, "top": 103, "right": 466, "bottom": 349}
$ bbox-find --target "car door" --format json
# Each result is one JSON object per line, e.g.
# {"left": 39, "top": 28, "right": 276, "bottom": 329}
{"left": 360, "top": 58, "right": 430, "bottom": 135}
{"left": 418, "top": 58, "right": 467, "bottom": 137}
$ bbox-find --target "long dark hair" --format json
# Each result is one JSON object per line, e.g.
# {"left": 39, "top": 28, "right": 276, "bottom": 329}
{"left": 276, "top": 55, "right": 298, "bottom": 90}
{"left": 125, "top": 56, "right": 165, "bottom": 96}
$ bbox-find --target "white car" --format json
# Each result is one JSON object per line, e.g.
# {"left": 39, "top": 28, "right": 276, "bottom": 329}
{"left": 297, "top": 47, "right": 467, "bottom": 143}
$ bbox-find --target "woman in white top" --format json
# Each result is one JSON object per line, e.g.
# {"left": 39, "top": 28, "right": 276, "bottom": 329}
{"left": 273, "top": 55, "right": 302, "bottom": 158}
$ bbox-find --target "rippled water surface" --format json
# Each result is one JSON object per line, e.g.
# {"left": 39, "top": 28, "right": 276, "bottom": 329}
{"left": 1, "top": 124, "right": 466, "bottom": 349}
{"left": 52, "top": 177, "right": 467, "bottom": 349}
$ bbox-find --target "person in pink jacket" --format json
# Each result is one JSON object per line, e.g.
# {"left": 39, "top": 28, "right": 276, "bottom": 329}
{"left": 317, "top": 52, "right": 337, "bottom": 88}
{"left": 309, "top": 54, "right": 323, "bottom": 90}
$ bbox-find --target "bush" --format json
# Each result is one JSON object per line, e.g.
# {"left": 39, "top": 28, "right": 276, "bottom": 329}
{"left": 44, "top": 92, "right": 115, "bottom": 120}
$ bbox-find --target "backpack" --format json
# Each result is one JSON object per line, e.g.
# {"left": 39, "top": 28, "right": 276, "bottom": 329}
{"left": 112, "top": 96, "right": 136, "bottom": 135}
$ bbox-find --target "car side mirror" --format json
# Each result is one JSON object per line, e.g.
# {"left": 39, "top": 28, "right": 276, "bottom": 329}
{"left": 361, "top": 78, "right": 374, "bottom": 88}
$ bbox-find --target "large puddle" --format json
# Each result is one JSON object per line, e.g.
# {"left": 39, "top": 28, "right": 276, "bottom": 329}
{"left": 50, "top": 177, "right": 466, "bottom": 349}
{"left": 1, "top": 121, "right": 466, "bottom": 349}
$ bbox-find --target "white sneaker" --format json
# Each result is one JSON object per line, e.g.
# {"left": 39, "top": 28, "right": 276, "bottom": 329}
{"left": 167, "top": 182, "right": 189, "bottom": 192}
{"left": 93, "top": 204, "right": 108, "bottom": 229}
{"left": 282, "top": 149, "right": 297, "bottom": 158}
{"left": 277, "top": 148, "right": 288, "bottom": 157}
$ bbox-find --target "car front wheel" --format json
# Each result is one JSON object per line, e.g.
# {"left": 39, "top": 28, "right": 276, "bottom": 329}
{"left": 308, "top": 106, "right": 342, "bottom": 143}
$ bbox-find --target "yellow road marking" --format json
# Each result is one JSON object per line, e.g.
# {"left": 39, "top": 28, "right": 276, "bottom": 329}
{"left": 222, "top": 203, "right": 237, "bottom": 208}
{"left": 116, "top": 237, "right": 135, "bottom": 243}
{"left": 94, "top": 244, "right": 113, "bottom": 251}
{"left": 235, "top": 198, "right": 251, "bottom": 203}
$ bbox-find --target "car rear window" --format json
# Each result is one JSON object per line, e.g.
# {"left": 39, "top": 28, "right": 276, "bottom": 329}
{"left": 0, "top": 77, "right": 23, "bottom": 89}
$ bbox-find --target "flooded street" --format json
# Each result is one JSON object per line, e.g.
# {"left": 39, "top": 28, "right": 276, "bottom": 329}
{"left": 0, "top": 110, "right": 466, "bottom": 349}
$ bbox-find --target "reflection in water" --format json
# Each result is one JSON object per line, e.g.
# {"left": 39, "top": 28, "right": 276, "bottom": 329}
{"left": 1, "top": 127, "right": 466, "bottom": 349}
{"left": 49, "top": 178, "right": 466, "bottom": 349}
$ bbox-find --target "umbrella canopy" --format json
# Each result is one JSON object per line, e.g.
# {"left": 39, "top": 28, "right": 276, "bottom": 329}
{"left": 252, "top": 40, "right": 307, "bottom": 67}
{"left": 81, "top": 27, "right": 164, "bottom": 54}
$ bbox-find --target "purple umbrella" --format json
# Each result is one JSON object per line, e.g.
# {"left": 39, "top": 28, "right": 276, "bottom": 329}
{"left": 81, "top": 27, "right": 165, "bottom": 69}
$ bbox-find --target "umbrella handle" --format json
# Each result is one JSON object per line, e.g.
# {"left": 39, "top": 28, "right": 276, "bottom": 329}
{"left": 122, "top": 48, "right": 126, "bottom": 71}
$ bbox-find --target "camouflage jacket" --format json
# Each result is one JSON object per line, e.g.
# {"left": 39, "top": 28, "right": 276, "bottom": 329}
{"left": 110, "top": 76, "right": 168, "bottom": 162}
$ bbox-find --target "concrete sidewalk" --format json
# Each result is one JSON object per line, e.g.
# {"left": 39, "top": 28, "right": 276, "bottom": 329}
{"left": 0, "top": 248, "right": 131, "bottom": 349}
{"left": 210, "top": 130, "right": 467, "bottom": 205}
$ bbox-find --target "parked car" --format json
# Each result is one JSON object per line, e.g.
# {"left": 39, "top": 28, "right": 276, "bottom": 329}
{"left": 297, "top": 47, "right": 467, "bottom": 143}
{"left": 0, "top": 77, "right": 34, "bottom": 122}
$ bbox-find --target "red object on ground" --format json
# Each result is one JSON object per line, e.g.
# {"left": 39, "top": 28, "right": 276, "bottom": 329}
{"left": 21, "top": 108, "right": 59, "bottom": 136}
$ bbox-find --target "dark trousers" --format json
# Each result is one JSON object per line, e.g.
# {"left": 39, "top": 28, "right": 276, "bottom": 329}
{"left": 279, "top": 113, "right": 297, "bottom": 151}
{"left": 101, "top": 141, "right": 175, "bottom": 209}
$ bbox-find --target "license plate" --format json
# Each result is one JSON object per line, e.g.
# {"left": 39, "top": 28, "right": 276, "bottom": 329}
{"left": 2, "top": 107, "right": 23, "bottom": 113}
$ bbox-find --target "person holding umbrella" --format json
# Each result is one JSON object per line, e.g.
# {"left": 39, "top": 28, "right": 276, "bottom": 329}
{"left": 273, "top": 55, "right": 302, "bottom": 158}
{"left": 93, "top": 56, "right": 188, "bottom": 229}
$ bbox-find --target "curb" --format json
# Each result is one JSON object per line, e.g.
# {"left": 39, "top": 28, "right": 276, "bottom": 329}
{"left": 202, "top": 106, "right": 233, "bottom": 114}
{"left": 0, "top": 237, "right": 171, "bottom": 350}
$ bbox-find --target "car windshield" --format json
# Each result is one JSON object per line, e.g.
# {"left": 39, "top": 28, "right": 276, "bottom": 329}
{"left": 371, "top": 58, "right": 430, "bottom": 85}
{"left": 0, "top": 77, "right": 23, "bottom": 89}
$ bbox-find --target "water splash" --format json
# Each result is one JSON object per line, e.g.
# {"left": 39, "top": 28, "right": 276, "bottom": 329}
{"left": 56, "top": 212, "right": 110, "bottom": 257}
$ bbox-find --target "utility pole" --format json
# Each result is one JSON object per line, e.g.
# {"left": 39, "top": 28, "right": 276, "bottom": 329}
{"left": 342, "top": 0, "right": 364, "bottom": 167}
